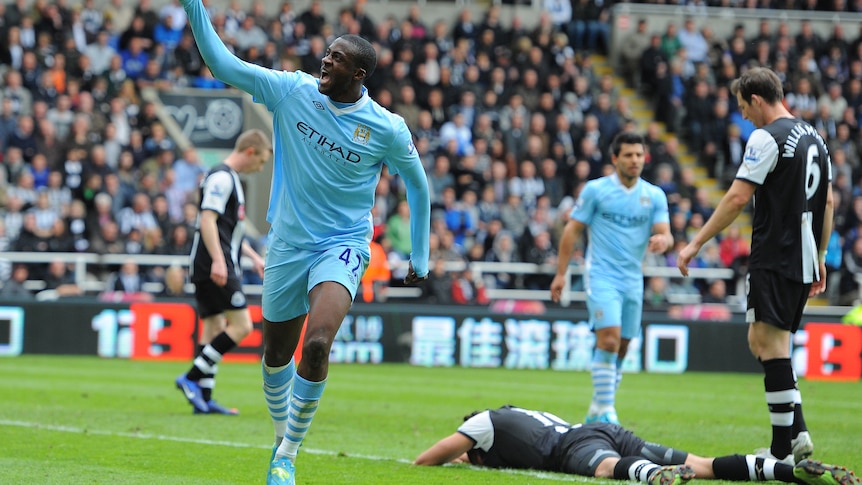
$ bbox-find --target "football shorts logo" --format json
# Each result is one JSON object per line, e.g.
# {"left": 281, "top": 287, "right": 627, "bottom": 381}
{"left": 353, "top": 124, "right": 371, "bottom": 145}
{"left": 231, "top": 291, "right": 246, "bottom": 307}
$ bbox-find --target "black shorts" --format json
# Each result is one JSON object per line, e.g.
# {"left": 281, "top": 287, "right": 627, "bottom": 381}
{"left": 557, "top": 423, "right": 687, "bottom": 476}
{"left": 193, "top": 278, "right": 247, "bottom": 318}
{"left": 746, "top": 269, "right": 810, "bottom": 332}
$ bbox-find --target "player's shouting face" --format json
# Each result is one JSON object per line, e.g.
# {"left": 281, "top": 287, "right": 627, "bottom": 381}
{"left": 319, "top": 38, "right": 363, "bottom": 102}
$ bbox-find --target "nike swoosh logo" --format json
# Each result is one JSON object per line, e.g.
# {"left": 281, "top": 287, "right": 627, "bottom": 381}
{"left": 181, "top": 384, "right": 196, "bottom": 400}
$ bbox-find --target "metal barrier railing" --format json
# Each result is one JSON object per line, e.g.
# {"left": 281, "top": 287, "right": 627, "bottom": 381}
{"left": 0, "top": 251, "right": 736, "bottom": 306}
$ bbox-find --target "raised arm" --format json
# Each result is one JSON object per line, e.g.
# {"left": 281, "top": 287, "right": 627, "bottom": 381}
{"left": 180, "top": 0, "right": 261, "bottom": 94}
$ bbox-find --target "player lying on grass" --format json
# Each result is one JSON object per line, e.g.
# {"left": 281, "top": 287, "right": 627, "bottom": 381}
{"left": 414, "top": 405, "right": 860, "bottom": 485}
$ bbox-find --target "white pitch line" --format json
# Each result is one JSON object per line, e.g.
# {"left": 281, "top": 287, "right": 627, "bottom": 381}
{"left": 0, "top": 419, "right": 381, "bottom": 458}
{"left": 0, "top": 419, "right": 587, "bottom": 482}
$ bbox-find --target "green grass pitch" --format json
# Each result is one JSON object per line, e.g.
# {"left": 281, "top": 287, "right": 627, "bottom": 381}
{"left": 1, "top": 356, "right": 859, "bottom": 484}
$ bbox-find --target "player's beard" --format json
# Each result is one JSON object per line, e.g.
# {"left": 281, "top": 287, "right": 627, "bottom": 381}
{"left": 619, "top": 165, "right": 641, "bottom": 185}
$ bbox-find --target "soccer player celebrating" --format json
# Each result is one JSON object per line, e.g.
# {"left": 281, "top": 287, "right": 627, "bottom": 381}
{"left": 550, "top": 131, "right": 672, "bottom": 425}
{"left": 175, "top": 129, "right": 270, "bottom": 415}
{"left": 415, "top": 405, "right": 860, "bottom": 485}
{"left": 678, "top": 67, "right": 832, "bottom": 464}
{"left": 181, "top": 1, "right": 431, "bottom": 484}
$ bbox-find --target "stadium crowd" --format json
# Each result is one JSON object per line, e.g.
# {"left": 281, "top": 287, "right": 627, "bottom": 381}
{"left": 0, "top": 0, "right": 862, "bottom": 306}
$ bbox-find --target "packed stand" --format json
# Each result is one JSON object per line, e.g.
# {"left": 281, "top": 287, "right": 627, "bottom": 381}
{"left": 7, "top": 0, "right": 849, "bottom": 306}
{"left": 618, "top": 2, "right": 862, "bottom": 304}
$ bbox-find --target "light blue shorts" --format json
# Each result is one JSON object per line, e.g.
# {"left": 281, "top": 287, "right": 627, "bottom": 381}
{"left": 262, "top": 234, "right": 369, "bottom": 322}
{"left": 586, "top": 281, "right": 643, "bottom": 340}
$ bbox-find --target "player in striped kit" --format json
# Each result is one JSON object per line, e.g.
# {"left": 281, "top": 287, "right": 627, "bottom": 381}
{"left": 175, "top": 129, "right": 270, "bottom": 415}
{"left": 678, "top": 67, "right": 833, "bottom": 465}
{"left": 416, "top": 405, "right": 859, "bottom": 485}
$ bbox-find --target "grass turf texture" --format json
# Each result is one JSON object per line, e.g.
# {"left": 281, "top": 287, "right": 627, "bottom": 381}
{"left": 1, "top": 356, "right": 859, "bottom": 484}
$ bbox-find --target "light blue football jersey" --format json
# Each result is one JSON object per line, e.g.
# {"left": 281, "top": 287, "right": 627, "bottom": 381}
{"left": 570, "top": 173, "right": 669, "bottom": 289}
{"left": 184, "top": 0, "right": 431, "bottom": 276}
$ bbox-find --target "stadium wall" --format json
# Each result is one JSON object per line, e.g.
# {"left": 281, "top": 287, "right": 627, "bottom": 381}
{"left": 87, "top": 0, "right": 546, "bottom": 31}
{"left": 1, "top": 298, "right": 859, "bottom": 381}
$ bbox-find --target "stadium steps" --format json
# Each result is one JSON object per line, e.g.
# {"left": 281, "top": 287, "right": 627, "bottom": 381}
{"left": 590, "top": 54, "right": 752, "bottom": 236}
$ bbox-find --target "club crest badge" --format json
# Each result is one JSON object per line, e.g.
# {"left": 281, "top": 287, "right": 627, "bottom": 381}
{"left": 353, "top": 124, "right": 371, "bottom": 145}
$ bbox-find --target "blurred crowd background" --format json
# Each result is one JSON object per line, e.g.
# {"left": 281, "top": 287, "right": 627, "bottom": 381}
{"left": 1, "top": 0, "right": 862, "bottom": 307}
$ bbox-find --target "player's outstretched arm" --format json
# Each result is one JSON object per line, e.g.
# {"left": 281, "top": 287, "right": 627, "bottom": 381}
{"left": 678, "top": 179, "right": 754, "bottom": 276}
{"left": 180, "top": 0, "right": 261, "bottom": 94}
{"left": 414, "top": 433, "right": 475, "bottom": 466}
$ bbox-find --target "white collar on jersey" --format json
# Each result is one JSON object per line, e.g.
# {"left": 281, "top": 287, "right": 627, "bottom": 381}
{"left": 610, "top": 172, "right": 641, "bottom": 194}
{"left": 324, "top": 86, "right": 370, "bottom": 115}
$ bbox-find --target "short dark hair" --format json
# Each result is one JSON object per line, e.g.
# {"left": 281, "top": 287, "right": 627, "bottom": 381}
{"left": 463, "top": 410, "right": 482, "bottom": 422}
{"left": 730, "top": 67, "right": 784, "bottom": 105}
{"left": 610, "top": 130, "right": 646, "bottom": 157}
{"left": 339, "top": 34, "right": 377, "bottom": 80}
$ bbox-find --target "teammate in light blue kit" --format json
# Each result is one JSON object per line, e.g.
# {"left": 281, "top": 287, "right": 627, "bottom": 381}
{"left": 181, "top": 1, "right": 431, "bottom": 484}
{"left": 550, "top": 131, "right": 672, "bottom": 425}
